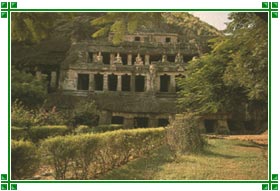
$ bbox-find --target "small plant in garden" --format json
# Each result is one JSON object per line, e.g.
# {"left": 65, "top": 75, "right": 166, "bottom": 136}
{"left": 166, "top": 113, "right": 206, "bottom": 156}
{"left": 11, "top": 140, "right": 40, "bottom": 179}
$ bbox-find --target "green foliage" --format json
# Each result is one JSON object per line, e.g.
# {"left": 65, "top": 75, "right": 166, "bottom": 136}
{"left": 166, "top": 114, "right": 205, "bottom": 155}
{"left": 11, "top": 100, "right": 37, "bottom": 127}
{"left": 11, "top": 140, "right": 40, "bottom": 179}
{"left": 12, "top": 100, "right": 66, "bottom": 128}
{"left": 12, "top": 13, "right": 73, "bottom": 43}
{"left": 94, "top": 124, "right": 124, "bottom": 133}
{"left": 91, "top": 12, "right": 221, "bottom": 45}
{"left": 11, "top": 127, "right": 29, "bottom": 140}
{"left": 29, "top": 125, "right": 68, "bottom": 142}
{"left": 177, "top": 13, "right": 267, "bottom": 117}
{"left": 12, "top": 69, "right": 48, "bottom": 108}
{"left": 41, "top": 128, "right": 165, "bottom": 179}
{"left": 69, "top": 97, "right": 99, "bottom": 127}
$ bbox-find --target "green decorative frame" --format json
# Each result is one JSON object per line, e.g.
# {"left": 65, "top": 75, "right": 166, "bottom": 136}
{"left": 0, "top": 1, "right": 279, "bottom": 190}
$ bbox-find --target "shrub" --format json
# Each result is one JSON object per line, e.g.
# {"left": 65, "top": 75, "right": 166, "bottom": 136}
{"left": 94, "top": 124, "right": 124, "bottom": 133}
{"left": 166, "top": 113, "right": 205, "bottom": 156}
{"left": 11, "top": 140, "right": 40, "bottom": 179}
{"left": 73, "top": 125, "right": 91, "bottom": 134}
{"left": 41, "top": 128, "right": 165, "bottom": 179}
{"left": 29, "top": 125, "right": 69, "bottom": 142}
{"left": 11, "top": 100, "right": 36, "bottom": 128}
{"left": 11, "top": 127, "right": 29, "bottom": 140}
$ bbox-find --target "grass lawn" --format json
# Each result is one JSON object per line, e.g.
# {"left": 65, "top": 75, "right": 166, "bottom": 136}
{"left": 99, "top": 138, "right": 268, "bottom": 180}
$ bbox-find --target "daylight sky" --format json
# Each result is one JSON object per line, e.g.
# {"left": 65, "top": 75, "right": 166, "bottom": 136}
{"left": 191, "top": 12, "right": 231, "bottom": 30}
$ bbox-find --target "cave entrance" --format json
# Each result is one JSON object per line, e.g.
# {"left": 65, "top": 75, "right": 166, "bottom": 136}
{"left": 122, "top": 74, "right": 131, "bottom": 91}
{"left": 134, "top": 117, "right": 149, "bottom": 128}
{"left": 77, "top": 74, "right": 89, "bottom": 90}
{"left": 108, "top": 74, "right": 117, "bottom": 91}
{"left": 160, "top": 74, "right": 170, "bottom": 92}
{"left": 94, "top": 73, "right": 103, "bottom": 91}
{"left": 111, "top": 116, "right": 124, "bottom": 124}
{"left": 135, "top": 75, "right": 145, "bottom": 92}
{"left": 158, "top": 118, "right": 169, "bottom": 127}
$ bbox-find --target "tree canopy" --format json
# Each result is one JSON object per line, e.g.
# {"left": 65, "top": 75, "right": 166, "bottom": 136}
{"left": 177, "top": 13, "right": 268, "bottom": 117}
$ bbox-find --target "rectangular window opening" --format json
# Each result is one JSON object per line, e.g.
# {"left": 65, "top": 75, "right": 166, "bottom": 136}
{"left": 77, "top": 74, "right": 89, "bottom": 90}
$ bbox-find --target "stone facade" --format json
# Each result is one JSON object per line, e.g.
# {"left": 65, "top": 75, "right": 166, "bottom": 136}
{"left": 60, "top": 32, "right": 229, "bottom": 131}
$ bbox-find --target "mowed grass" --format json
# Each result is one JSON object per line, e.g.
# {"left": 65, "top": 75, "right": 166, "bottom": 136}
{"left": 100, "top": 138, "right": 267, "bottom": 180}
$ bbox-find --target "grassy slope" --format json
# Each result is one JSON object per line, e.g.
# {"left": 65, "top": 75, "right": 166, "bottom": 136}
{"left": 100, "top": 138, "right": 267, "bottom": 180}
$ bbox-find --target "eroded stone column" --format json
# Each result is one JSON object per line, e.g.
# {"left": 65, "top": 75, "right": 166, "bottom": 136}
{"left": 89, "top": 73, "right": 94, "bottom": 91}
{"left": 217, "top": 119, "right": 230, "bottom": 134}
{"left": 50, "top": 71, "right": 57, "bottom": 88}
{"left": 156, "top": 75, "right": 160, "bottom": 92}
{"left": 99, "top": 111, "right": 112, "bottom": 125}
{"left": 110, "top": 53, "right": 115, "bottom": 65}
{"left": 103, "top": 74, "right": 108, "bottom": 91}
{"left": 148, "top": 117, "right": 158, "bottom": 127}
{"left": 127, "top": 54, "right": 132, "bottom": 65}
{"left": 124, "top": 117, "right": 134, "bottom": 128}
{"left": 145, "top": 54, "right": 150, "bottom": 65}
{"left": 117, "top": 75, "right": 122, "bottom": 91}
{"left": 169, "top": 75, "right": 176, "bottom": 92}
{"left": 146, "top": 74, "right": 151, "bottom": 92}
{"left": 131, "top": 74, "right": 135, "bottom": 92}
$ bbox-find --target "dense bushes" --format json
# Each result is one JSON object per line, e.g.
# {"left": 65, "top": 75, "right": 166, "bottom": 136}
{"left": 94, "top": 124, "right": 124, "bottom": 133}
{"left": 41, "top": 128, "right": 165, "bottom": 179}
{"left": 166, "top": 114, "right": 205, "bottom": 155}
{"left": 11, "top": 127, "right": 29, "bottom": 140}
{"left": 11, "top": 140, "right": 40, "bottom": 179}
{"left": 29, "top": 125, "right": 69, "bottom": 142}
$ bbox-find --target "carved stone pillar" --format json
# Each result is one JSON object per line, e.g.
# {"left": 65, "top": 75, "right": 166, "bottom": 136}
{"left": 127, "top": 54, "right": 132, "bottom": 65}
{"left": 156, "top": 75, "right": 160, "bottom": 92}
{"left": 148, "top": 117, "right": 158, "bottom": 127}
{"left": 117, "top": 75, "right": 122, "bottom": 91}
{"left": 169, "top": 75, "right": 176, "bottom": 92}
{"left": 145, "top": 54, "right": 150, "bottom": 65}
{"left": 124, "top": 117, "right": 134, "bottom": 128}
{"left": 99, "top": 111, "right": 112, "bottom": 125}
{"left": 50, "top": 71, "right": 57, "bottom": 88}
{"left": 110, "top": 53, "right": 115, "bottom": 65}
{"left": 89, "top": 73, "right": 94, "bottom": 91}
{"left": 131, "top": 74, "right": 135, "bottom": 92}
{"left": 103, "top": 74, "right": 108, "bottom": 91}
{"left": 146, "top": 74, "right": 151, "bottom": 92}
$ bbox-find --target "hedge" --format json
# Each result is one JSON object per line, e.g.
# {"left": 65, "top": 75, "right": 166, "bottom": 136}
{"left": 11, "top": 127, "right": 29, "bottom": 140}
{"left": 41, "top": 127, "right": 165, "bottom": 179}
{"left": 94, "top": 124, "right": 124, "bottom": 133}
{"left": 11, "top": 140, "right": 40, "bottom": 179}
{"left": 29, "top": 125, "right": 68, "bottom": 142}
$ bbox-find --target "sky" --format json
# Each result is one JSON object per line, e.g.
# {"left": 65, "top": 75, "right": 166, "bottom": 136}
{"left": 191, "top": 12, "right": 231, "bottom": 30}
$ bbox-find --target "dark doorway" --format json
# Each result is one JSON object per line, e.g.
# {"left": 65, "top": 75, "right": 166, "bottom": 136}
{"left": 120, "top": 53, "right": 128, "bottom": 65}
{"left": 158, "top": 118, "right": 169, "bottom": 127}
{"left": 94, "top": 73, "right": 103, "bottom": 91}
{"left": 160, "top": 74, "right": 170, "bottom": 92}
{"left": 134, "top": 117, "right": 149, "bottom": 128}
{"left": 87, "top": 52, "right": 93, "bottom": 63}
{"left": 150, "top": 54, "right": 161, "bottom": 62}
{"left": 111, "top": 116, "right": 124, "bottom": 124}
{"left": 103, "top": 52, "right": 110, "bottom": 65}
{"left": 135, "top": 75, "right": 145, "bottom": 92}
{"left": 77, "top": 74, "right": 89, "bottom": 90}
{"left": 167, "top": 55, "right": 175, "bottom": 62}
{"left": 108, "top": 74, "right": 117, "bottom": 91}
{"left": 165, "top": 37, "right": 171, "bottom": 43}
{"left": 122, "top": 74, "right": 131, "bottom": 91}
{"left": 204, "top": 120, "right": 216, "bottom": 133}
{"left": 134, "top": 36, "right": 141, "bottom": 41}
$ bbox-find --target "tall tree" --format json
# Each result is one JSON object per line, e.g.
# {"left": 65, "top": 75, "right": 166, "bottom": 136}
{"left": 177, "top": 12, "right": 268, "bottom": 119}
